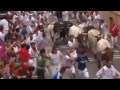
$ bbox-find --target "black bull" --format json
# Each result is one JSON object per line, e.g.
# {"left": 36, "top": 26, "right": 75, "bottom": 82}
{"left": 52, "top": 21, "right": 73, "bottom": 42}
{"left": 77, "top": 26, "right": 94, "bottom": 48}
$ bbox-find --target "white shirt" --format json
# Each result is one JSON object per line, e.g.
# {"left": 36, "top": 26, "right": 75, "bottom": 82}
{"left": 65, "top": 55, "right": 73, "bottom": 67}
{"left": 31, "top": 16, "right": 36, "bottom": 22}
{"left": 94, "top": 14, "right": 100, "bottom": 20}
{"left": 96, "top": 65, "right": 119, "bottom": 79}
{"left": 68, "top": 39, "right": 76, "bottom": 47}
{"left": 13, "top": 46, "right": 19, "bottom": 53}
{"left": 93, "top": 14, "right": 101, "bottom": 29}
{"left": 0, "top": 19, "right": 9, "bottom": 31}
{"left": 26, "top": 36, "right": 36, "bottom": 45}
{"left": 93, "top": 12, "right": 96, "bottom": 17}
{"left": 39, "top": 14, "right": 45, "bottom": 21}
{"left": 0, "top": 32, "right": 5, "bottom": 41}
{"left": 70, "top": 50, "right": 77, "bottom": 59}
{"left": 16, "top": 24, "right": 20, "bottom": 29}
{"left": 49, "top": 50, "right": 63, "bottom": 65}
{"left": 63, "top": 11, "right": 69, "bottom": 21}
{"left": 76, "top": 12, "right": 80, "bottom": 20}
{"left": 7, "top": 11, "right": 12, "bottom": 16}
{"left": 33, "top": 33, "right": 42, "bottom": 43}
{"left": 82, "top": 13, "right": 87, "bottom": 21}
{"left": 21, "top": 15, "right": 28, "bottom": 24}
{"left": 12, "top": 15, "right": 18, "bottom": 23}
{"left": 26, "top": 18, "right": 31, "bottom": 26}
{"left": 29, "top": 47, "right": 38, "bottom": 58}
{"left": 86, "top": 16, "right": 93, "bottom": 26}
{"left": 100, "top": 23, "right": 108, "bottom": 35}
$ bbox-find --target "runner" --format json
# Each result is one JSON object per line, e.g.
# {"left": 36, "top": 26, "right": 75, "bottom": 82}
{"left": 96, "top": 61, "right": 120, "bottom": 79}
{"left": 49, "top": 46, "right": 63, "bottom": 78}
{"left": 3, "top": 11, "right": 120, "bottom": 79}
{"left": 54, "top": 67, "right": 66, "bottom": 79}
{"left": 75, "top": 48, "right": 90, "bottom": 79}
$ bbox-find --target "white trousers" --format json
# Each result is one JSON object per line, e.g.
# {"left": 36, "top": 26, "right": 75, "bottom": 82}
{"left": 111, "top": 36, "right": 118, "bottom": 48}
{"left": 45, "top": 47, "right": 49, "bottom": 57}
{"left": 50, "top": 63, "right": 61, "bottom": 78}
{"left": 78, "top": 68, "right": 90, "bottom": 79}
{"left": 66, "top": 65, "right": 76, "bottom": 74}
{"left": 29, "top": 58, "right": 37, "bottom": 69}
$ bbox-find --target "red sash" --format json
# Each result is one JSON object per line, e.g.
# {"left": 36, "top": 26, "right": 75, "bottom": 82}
{"left": 0, "top": 30, "right": 3, "bottom": 33}
{"left": 32, "top": 47, "right": 36, "bottom": 52}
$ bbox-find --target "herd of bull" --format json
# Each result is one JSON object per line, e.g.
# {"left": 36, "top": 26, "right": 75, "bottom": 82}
{"left": 48, "top": 20, "right": 114, "bottom": 68}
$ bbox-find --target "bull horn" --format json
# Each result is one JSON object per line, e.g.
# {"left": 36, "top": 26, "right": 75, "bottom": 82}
{"left": 102, "top": 51, "right": 106, "bottom": 54}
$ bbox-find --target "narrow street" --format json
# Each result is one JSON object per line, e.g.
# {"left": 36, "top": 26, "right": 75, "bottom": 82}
{"left": 44, "top": 15, "right": 120, "bottom": 79}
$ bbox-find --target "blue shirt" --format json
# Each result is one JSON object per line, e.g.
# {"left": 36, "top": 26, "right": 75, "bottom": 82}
{"left": 76, "top": 54, "right": 87, "bottom": 71}
{"left": 54, "top": 72, "right": 62, "bottom": 79}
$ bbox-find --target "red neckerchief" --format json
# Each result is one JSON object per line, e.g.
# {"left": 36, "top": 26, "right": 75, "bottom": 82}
{"left": 51, "top": 51, "right": 57, "bottom": 54}
{"left": 32, "top": 47, "right": 36, "bottom": 52}
{"left": 0, "top": 30, "right": 3, "bottom": 33}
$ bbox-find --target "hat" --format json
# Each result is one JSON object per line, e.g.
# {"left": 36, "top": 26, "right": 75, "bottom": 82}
{"left": 21, "top": 29, "right": 27, "bottom": 36}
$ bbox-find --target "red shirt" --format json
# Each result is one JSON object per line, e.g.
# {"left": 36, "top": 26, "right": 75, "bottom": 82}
{"left": 110, "top": 26, "right": 119, "bottom": 37}
{"left": 21, "top": 63, "right": 28, "bottom": 71}
{"left": 17, "top": 69, "right": 23, "bottom": 76}
{"left": 17, "top": 63, "right": 29, "bottom": 76}
{"left": 10, "top": 63, "right": 15, "bottom": 73}
{"left": 17, "top": 48, "right": 30, "bottom": 63}
{"left": 110, "top": 20, "right": 115, "bottom": 32}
